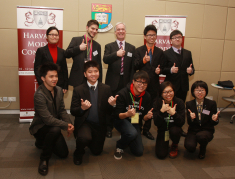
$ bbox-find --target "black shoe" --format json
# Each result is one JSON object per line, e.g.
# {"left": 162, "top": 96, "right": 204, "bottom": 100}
{"left": 198, "top": 146, "right": 206, "bottom": 159}
{"left": 181, "top": 131, "right": 187, "bottom": 137}
{"left": 143, "top": 131, "right": 155, "bottom": 140}
{"left": 114, "top": 148, "right": 123, "bottom": 160}
{"left": 73, "top": 155, "right": 82, "bottom": 165}
{"left": 35, "top": 141, "right": 43, "bottom": 149}
{"left": 38, "top": 160, "right": 48, "bottom": 176}
{"left": 106, "top": 131, "right": 112, "bottom": 138}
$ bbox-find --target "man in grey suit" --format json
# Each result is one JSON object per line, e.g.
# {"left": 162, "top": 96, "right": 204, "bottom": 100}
{"left": 29, "top": 62, "right": 74, "bottom": 176}
{"left": 103, "top": 22, "right": 135, "bottom": 138}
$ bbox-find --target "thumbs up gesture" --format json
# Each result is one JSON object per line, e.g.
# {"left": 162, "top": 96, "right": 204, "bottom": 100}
{"left": 188, "top": 109, "right": 196, "bottom": 121}
{"left": 187, "top": 64, "right": 193, "bottom": 74}
{"left": 167, "top": 104, "right": 177, "bottom": 116}
{"left": 155, "top": 65, "right": 161, "bottom": 75}
{"left": 171, "top": 63, "right": 178, "bottom": 73}
{"left": 160, "top": 100, "right": 170, "bottom": 113}
{"left": 144, "top": 108, "right": 154, "bottom": 120}
{"left": 126, "top": 105, "right": 136, "bottom": 117}
{"left": 81, "top": 99, "right": 91, "bottom": 110}
{"left": 212, "top": 111, "right": 220, "bottom": 121}
{"left": 117, "top": 46, "right": 125, "bottom": 57}
{"left": 144, "top": 51, "right": 150, "bottom": 62}
{"left": 80, "top": 39, "right": 87, "bottom": 51}
{"left": 108, "top": 95, "right": 119, "bottom": 106}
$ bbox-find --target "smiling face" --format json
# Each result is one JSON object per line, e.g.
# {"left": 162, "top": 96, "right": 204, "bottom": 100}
{"left": 84, "top": 67, "right": 99, "bottom": 85}
{"left": 132, "top": 78, "right": 147, "bottom": 95}
{"left": 46, "top": 29, "right": 59, "bottom": 44}
{"left": 162, "top": 86, "right": 174, "bottom": 104}
{"left": 86, "top": 24, "right": 99, "bottom": 39}
{"left": 170, "top": 34, "right": 183, "bottom": 49}
{"left": 115, "top": 23, "right": 126, "bottom": 41}
{"left": 41, "top": 70, "right": 58, "bottom": 90}
{"left": 194, "top": 87, "right": 206, "bottom": 101}
{"left": 144, "top": 30, "right": 157, "bottom": 46}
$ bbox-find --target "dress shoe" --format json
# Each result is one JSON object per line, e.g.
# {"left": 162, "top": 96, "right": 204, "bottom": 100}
{"left": 169, "top": 143, "right": 178, "bottom": 159}
{"left": 38, "top": 160, "right": 48, "bottom": 176}
{"left": 181, "top": 130, "right": 187, "bottom": 137}
{"left": 106, "top": 131, "right": 112, "bottom": 138}
{"left": 73, "top": 155, "right": 82, "bottom": 165}
{"left": 143, "top": 131, "right": 155, "bottom": 140}
{"left": 198, "top": 146, "right": 206, "bottom": 159}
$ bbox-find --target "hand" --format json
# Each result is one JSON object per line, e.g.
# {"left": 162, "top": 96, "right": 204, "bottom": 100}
{"left": 63, "top": 89, "right": 68, "bottom": 94}
{"left": 117, "top": 46, "right": 125, "bottom": 57}
{"left": 212, "top": 111, "right": 220, "bottom": 121}
{"left": 108, "top": 95, "right": 119, "bottom": 106}
{"left": 188, "top": 109, "right": 196, "bottom": 120}
{"left": 187, "top": 64, "right": 193, "bottom": 74}
{"left": 155, "top": 65, "right": 161, "bottom": 75}
{"left": 167, "top": 104, "right": 177, "bottom": 116}
{"left": 67, "top": 123, "right": 74, "bottom": 137}
{"left": 145, "top": 108, "right": 153, "bottom": 121}
{"left": 171, "top": 63, "right": 178, "bottom": 73}
{"left": 160, "top": 100, "right": 170, "bottom": 113}
{"left": 126, "top": 105, "right": 136, "bottom": 117}
{"left": 79, "top": 39, "right": 87, "bottom": 51}
{"left": 144, "top": 51, "right": 150, "bottom": 62}
{"left": 81, "top": 99, "right": 91, "bottom": 110}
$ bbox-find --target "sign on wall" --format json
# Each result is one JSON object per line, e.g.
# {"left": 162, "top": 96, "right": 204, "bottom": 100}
{"left": 17, "top": 6, "right": 63, "bottom": 122}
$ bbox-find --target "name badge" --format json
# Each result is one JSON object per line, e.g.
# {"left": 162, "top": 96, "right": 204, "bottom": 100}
{"left": 165, "top": 130, "right": 169, "bottom": 141}
{"left": 93, "top": 50, "right": 98, "bottom": 56}
{"left": 202, "top": 109, "right": 210, "bottom": 115}
{"left": 131, "top": 113, "right": 139, "bottom": 124}
{"left": 127, "top": 52, "right": 132, "bottom": 57}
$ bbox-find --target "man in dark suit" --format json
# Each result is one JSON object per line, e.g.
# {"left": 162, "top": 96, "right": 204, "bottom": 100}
{"left": 162, "top": 29, "right": 195, "bottom": 137}
{"left": 103, "top": 22, "right": 135, "bottom": 138}
{"left": 29, "top": 62, "right": 74, "bottom": 176}
{"left": 70, "top": 61, "right": 115, "bottom": 166}
{"left": 65, "top": 20, "right": 102, "bottom": 87}
{"left": 134, "top": 25, "right": 164, "bottom": 140}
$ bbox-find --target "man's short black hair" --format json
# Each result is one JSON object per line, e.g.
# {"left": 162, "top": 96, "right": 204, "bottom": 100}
{"left": 87, "top": 20, "right": 99, "bottom": 27}
{"left": 84, "top": 61, "right": 99, "bottom": 72}
{"left": 46, "top": 26, "right": 59, "bottom": 36}
{"left": 191, "top": 80, "right": 208, "bottom": 98}
{"left": 159, "top": 81, "right": 175, "bottom": 96}
{"left": 39, "top": 62, "right": 59, "bottom": 78}
{"left": 133, "top": 70, "right": 150, "bottom": 84}
{"left": 144, "top": 25, "right": 157, "bottom": 35}
{"left": 170, "top": 30, "right": 183, "bottom": 39}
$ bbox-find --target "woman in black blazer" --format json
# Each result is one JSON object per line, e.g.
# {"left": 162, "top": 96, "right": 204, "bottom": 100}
{"left": 185, "top": 80, "right": 220, "bottom": 159}
{"left": 34, "top": 26, "right": 68, "bottom": 93}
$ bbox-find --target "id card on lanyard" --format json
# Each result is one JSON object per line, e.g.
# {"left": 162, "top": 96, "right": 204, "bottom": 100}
{"left": 130, "top": 92, "right": 140, "bottom": 124}
{"left": 165, "top": 101, "right": 173, "bottom": 141}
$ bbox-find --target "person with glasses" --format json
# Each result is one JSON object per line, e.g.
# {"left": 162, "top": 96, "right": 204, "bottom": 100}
{"left": 153, "top": 81, "right": 185, "bottom": 159}
{"left": 134, "top": 25, "right": 164, "bottom": 141}
{"left": 113, "top": 71, "right": 153, "bottom": 160}
{"left": 185, "top": 80, "right": 219, "bottom": 159}
{"left": 162, "top": 29, "right": 195, "bottom": 137}
{"left": 34, "top": 26, "right": 68, "bottom": 93}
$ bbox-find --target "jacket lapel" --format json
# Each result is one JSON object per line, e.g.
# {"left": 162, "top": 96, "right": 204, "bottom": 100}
{"left": 169, "top": 47, "right": 179, "bottom": 66}
{"left": 41, "top": 84, "right": 56, "bottom": 114}
{"left": 45, "top": 45, "right": 54, "bottom": 62}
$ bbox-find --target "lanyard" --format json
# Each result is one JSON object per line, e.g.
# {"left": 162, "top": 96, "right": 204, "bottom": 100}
{"left": 86, "top": 35, "right": 92, "bottom": 57}
{"left": 166, "top": 101, "right": 173, "bottom": 130}
{"left": 129, "top": 93, "right": 140, "bottom": 110}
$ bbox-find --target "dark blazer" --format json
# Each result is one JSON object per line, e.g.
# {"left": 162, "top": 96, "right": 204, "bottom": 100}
{"left": 103, "top": 41, "right": 135, "bottom": 91}
{"left": 186, "top": 98, "right": 219, "bottom": 133}
{"left": 29, "top": 84, "right": 72, "bottom": 135}
{"left": 34, "top": 45, "right": 68, "bottom": 89}
{"left": 134, "top": 45, "right": 164, "bottom": 97}
{"left": 65, "top": 36, "right": 102, "bottom": 87}
{"left": 162, "top": 47, "right": 194, "bottom": 92}
{"left": 70, "top": 82, "right": 112, "bottom": 137}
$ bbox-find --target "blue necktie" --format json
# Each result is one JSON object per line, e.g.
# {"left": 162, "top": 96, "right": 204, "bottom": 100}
{"left": 149, "top": 49, "right": 153, "bottom": 64}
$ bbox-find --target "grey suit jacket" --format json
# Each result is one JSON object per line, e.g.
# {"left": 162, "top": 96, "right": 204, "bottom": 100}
{"left": 29, "top": 84, "right": 72, "bottom": 135}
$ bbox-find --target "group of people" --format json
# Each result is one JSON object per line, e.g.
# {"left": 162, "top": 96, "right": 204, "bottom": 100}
{"left": 29, "top": 19, "right": 220, "bottom": 176}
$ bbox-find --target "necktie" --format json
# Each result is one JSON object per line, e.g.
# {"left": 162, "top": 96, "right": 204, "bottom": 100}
{"left": 90, "top": 86, "right": 95, "bottom": 91}
{"left": 197, "top": 103, "right": 203, "bottom": 125}
{"left": 178, "top": 49, "right": 181, "bottom": 55}
{"left": 120, "top": 41, "right": 124, "bottom": 74}
{"left": 149, "top": 49, "right": 153, "bottom": 64}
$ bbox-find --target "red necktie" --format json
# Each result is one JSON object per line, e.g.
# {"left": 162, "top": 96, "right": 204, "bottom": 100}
{"left": 120, "top": 41, "right": 124, "bottom": 74}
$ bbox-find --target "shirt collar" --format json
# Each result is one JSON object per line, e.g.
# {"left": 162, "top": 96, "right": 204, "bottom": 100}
{"left": 87, "top": 80, "right": 98, "bottom": 90}
{"left": 116, "top": 40, "right": 125, "bottom": 49}
{"left": 146, "top": 44, "right": 154, "bottom": 53}
{"left": 172, "top": 46, "right": 182, "bottom": 54}
{"left": 84, "top": 34, "right": 91, "bottom": 42}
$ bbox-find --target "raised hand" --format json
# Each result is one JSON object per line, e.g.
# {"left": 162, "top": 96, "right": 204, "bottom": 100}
{"left": 81, "top": 99, "right": 91, "bottom": 110}
{"left": 80, "top": 39, "right": 87, "bottom": 51}
{"left": 167, "top": 104, "right": 177, "bottom": 116}
{"left": 212, "top": 111, "right": 220, "bottom": 121}
{"left": 155, "top": 65, "right": 161, "bottom": 74}
{"left": 160, "top": 100, "right": 170, "bottom": 113}
{"left": 171, "top": 63, "right": 178, "bottom": 73}
{"left": 126, "top": 105, "right": 136, "bottom": 117}
{"left": 117, "top": 46, "right": 125, "bottom": 57}
{"left": 144, "top": 51, "right": 150, "bottom": 62}
{"left": 188, "top": 109, "right": 196, "bottom": 120}
{"left": 108, "top": 95, "right": 119, "bottom": 106}
{"left": 145, "top": 108, "right": 153, "bottom": 120}
{"left": 187, "top": 64, "right": 193, "bottom": 74}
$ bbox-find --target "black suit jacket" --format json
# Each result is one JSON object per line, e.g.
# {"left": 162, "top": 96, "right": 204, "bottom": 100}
{"left": 70, "top": 82, "right": 112, "bottom": 137}
{"left": 34, "top": 45, "right": 68, "bottom": 89}
{"left": 134, "top": 45, "right": 164, "bottom": 97}
{"left": 186, "top": 98, "right": 219, "bottom": 133}
{"left": 162, "top": 47, "right": 194, "bottom": 92}
{"left": 65, "top": 36, "right": 102, "bottom": 87}
{"left": 103, "top": 41, "right": 135, "bottom": 91}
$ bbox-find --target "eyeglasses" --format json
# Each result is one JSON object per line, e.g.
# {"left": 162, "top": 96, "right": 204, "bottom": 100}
{"left": 171, "top": 36, "right": 182, "bottom": 40}
{"left": 146, "top": 34, "right": 157, "bottom": 37}
{"left": 48, "top": 34, "right": 59, "bottom": 37}
{"left": 135, "top": 80, "right": 148, "bottom": 86}
{"left": 162, "top": 90, "right": 173, "bottom": 95}
{"left": 194, "top": 89, "right": 205, "bottom": 93}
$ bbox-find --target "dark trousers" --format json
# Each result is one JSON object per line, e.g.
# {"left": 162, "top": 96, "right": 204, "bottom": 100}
{"left": 184, "top": 130, "right": 213, "bottom": 153}
{"left": 74, "top": 121, "right": 106, "bottom": 157}
{"left": 175, "top": 88, "right": 187, "bottom": 103}
{"left": 107, "top": 75, "right": 124, "bottom": 132}
{"left": 155, "top": 126, "right": 181, "bottom": 159}
{"left": 34, "top": 125, "right": 68, "bottom": 161}
{"left": 114, "top": 119, "right": 143, "bottom": 156}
